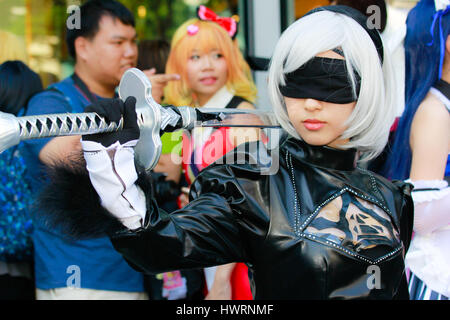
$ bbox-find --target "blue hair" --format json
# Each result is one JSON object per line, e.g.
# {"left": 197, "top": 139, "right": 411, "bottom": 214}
{"left": 381, "top": 0, "right": 450, "bottom": 180}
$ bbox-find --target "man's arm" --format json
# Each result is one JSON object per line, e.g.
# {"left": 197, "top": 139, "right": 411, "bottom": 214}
{"left": 39, "top": 135, "right": 82, "bottom": 166}
{"left": 25, "top": 90, "right": 81, "bottom": 165}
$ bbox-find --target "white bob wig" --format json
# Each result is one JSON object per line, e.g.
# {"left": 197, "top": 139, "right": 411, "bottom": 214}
{"left": 267, "top": 10, "right": 397, "bottom": 162}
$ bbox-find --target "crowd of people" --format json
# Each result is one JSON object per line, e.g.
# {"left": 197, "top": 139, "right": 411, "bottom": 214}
{"left": 0, "top": 0, "right": 448, "bottom": 301}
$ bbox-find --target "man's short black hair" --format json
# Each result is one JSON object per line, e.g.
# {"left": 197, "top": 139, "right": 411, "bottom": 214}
{"left": 66, "top": 0, "right": 135, "bottom": 59}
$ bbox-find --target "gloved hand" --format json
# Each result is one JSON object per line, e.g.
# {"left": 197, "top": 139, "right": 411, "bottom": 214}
{"left": 80, "top": 96, "right": 146, "bottom": 230}
{"left": 152, "top": 172, "right": 182, "bottom": 203}
{"left": 82, "top": 96, "right": 139, "bottom": 147}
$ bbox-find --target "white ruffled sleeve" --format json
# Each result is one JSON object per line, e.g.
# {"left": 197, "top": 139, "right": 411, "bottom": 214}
{"left": 81, "top": 139, "right": 147, "bottom": 230}
{"left": 406, "top": 179, "right": 450, "bottom": 234}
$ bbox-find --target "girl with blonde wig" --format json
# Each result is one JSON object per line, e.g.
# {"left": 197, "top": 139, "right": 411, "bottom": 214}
{"left": 161, "top": 7, "right": 258, "bottom": 300}
{"left": 164, "top": 18, "right": 257, "bottom": 107}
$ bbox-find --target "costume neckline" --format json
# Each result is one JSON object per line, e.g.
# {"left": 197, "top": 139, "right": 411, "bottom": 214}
{"left": 285, "top": 137, "right": 358, "bottom": 171}
{"left": 192, "top": 86, "right": 234, "bottom": 150}
{"left": 434, "top": 79, "right": 450, "bottom": 99}
{"left": 200, "top": 86, "right": 233, "bottom": 108}
{"left": 432, "top": 79, "right": 450, "bottom": 112}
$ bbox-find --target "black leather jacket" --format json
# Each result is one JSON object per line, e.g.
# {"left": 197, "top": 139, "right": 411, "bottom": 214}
{"left": 108, "top": 136, "right": 413, "bottom": 300}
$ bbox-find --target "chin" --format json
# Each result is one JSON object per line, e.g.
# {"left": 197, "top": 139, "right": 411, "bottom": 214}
{"left": 299, "top": 135, "right": 332, "bottom": 147}
{"left": 117, "top": 69, "right": 127, "bottom": 78}
{"left": 108, "top": 78, "right": 121, "bottom": 89}
{"left": 305, "top": 141, "right": 329, "bottom": 147}
{"left": 202, "top": 86, "right": 221, "bottom": 94}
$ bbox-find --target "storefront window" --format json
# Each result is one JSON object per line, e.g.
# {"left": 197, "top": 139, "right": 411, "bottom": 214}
{"left": 0, "top": 0, "right": 419, "bottom": 88}
{"left": 292, "top": 0, "right": 419, "bottom": 20}
{"left": 0, "top": 0, "right": 240, "bottom": 87}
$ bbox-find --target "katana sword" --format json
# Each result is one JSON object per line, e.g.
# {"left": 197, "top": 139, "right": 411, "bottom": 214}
{"left": 0, "top": 68, "right": 280, "bottom": 170}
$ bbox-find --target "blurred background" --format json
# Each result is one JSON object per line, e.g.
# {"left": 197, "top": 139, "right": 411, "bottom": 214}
{"left": 0, "top": 0, "right": 419, "bottom": 103}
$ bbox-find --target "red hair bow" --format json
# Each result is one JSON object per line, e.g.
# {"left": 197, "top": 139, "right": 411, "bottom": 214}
{"left": 197, "top": 5, "right": 239, "bottom": 39}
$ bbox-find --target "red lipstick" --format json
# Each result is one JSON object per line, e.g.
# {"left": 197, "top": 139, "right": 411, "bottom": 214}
{"left": 200, "top": 77, "right": 217, "bottom": 85}
{"left": 303, "top": 119, "right": 325, "bottom": 131}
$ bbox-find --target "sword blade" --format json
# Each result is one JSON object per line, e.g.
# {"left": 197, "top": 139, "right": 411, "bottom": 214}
{"left": 0, "top": 107, "right": 279, "bottom": 153}
{"left": 194, "top": 108, "right": 280, "bottom": 128}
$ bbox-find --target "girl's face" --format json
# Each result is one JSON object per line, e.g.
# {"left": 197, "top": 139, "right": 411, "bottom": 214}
{"left": 284, "top": 50, "right": 356, "bottom": 149}
{"left": 186, "top": 48, "right": 228, "bottom": 105}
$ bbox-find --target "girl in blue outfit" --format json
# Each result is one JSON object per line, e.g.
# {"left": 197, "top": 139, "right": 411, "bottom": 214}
{"left": 382, "top": 0, "right": 450, "bottom": 300}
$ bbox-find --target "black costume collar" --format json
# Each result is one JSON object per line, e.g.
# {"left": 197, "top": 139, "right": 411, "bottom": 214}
{"left": 284, "top": 137, "right": 358, "bottom": 171}
{"left": 434, "top": 79, "right": 450, "bottom": 100}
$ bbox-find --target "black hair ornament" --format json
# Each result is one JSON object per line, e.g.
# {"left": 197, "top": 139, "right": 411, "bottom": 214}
{"left": 305, "top": 5, "right": 384, "bottom": 64}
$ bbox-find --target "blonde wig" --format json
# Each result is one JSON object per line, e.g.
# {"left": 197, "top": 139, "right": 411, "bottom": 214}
{"left": 0, "top": 31, "right": 28, "bottom": 64}
{"left": 164, "top": 18, "right": 257, "bottom": 106}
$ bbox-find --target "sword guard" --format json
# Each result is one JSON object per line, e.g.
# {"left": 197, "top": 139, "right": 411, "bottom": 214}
{"left": 118, "top": 68, "right": 163, "bottom": 171}
{"left": 118, "top": 69, "right": 219, "bottom": 170}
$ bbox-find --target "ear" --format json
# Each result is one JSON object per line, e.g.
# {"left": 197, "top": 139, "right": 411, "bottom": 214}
{"left": 74, "top": 37, "right": 90, "bottom": 62}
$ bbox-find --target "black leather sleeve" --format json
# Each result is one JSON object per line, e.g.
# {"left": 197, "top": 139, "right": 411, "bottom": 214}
{"left": 38, "top": 143, "right": 269, "bottom": 276}
{"left": 109, "top": 166, "right": 251, "bottom": 275}
{"left": 37, "top": 157, "right": 246, "bottom": 274}
{"left": 390, "top": 180, "right": 414, "bottom": 253}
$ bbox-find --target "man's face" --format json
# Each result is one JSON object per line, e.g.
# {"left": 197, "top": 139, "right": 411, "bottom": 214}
{"left": 81, "top": 15, "right": 138, "bottom": 88}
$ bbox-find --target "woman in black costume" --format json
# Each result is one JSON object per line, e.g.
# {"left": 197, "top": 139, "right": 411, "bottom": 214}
{"left": 42, "top": 6, "right": 413, "bottom": 299}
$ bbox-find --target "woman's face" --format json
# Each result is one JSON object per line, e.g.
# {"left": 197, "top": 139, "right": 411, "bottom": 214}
{"left": 186, "top": 48, "right": 228, "bottom": 106}
{"left": 284, "top": 50, "right": 356, "bottom": 149}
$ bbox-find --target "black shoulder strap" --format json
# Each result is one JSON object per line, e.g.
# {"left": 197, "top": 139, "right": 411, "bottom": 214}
{"left": 434, "top": 79, "right": 450, "bottom": 101}
{"left": 225, "top": 96, "right": 249, "bottom": 109}
{"left": 71, "top": 73, "right": 98, "bottom": 104}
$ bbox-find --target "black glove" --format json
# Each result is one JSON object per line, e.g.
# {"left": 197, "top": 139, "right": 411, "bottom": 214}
{"left": 152, "top": 172, "right": 182, "bottom": 203}
{"left": 83, "top": 96, "right": 139, "bottom": 147}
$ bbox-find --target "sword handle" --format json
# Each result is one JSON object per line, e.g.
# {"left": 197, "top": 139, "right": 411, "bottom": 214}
{"left": 18, "top": 112, "right": 123, "bottom": 139}
{"left": 0, "top": 111, "right": 122, "bottom": 153}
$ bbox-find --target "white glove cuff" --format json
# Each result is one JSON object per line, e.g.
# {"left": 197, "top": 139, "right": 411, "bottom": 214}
{"left": 81, "top": 139, "right": 146, "bottom": 230}
{"left": 405, "top": 179, "right": 450, "bottom": 234}
{"left": 406, "top": 179, "right": 450, "bottom": 204}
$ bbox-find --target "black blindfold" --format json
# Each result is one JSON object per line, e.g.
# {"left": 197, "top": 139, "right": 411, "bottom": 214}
{"left": 279, "top": 56, "right": 361, "bottom": 104}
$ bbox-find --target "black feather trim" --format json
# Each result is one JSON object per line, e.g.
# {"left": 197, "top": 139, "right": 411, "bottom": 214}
{"left": 36, "top": 152, "right": 151, "bottom": 240}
